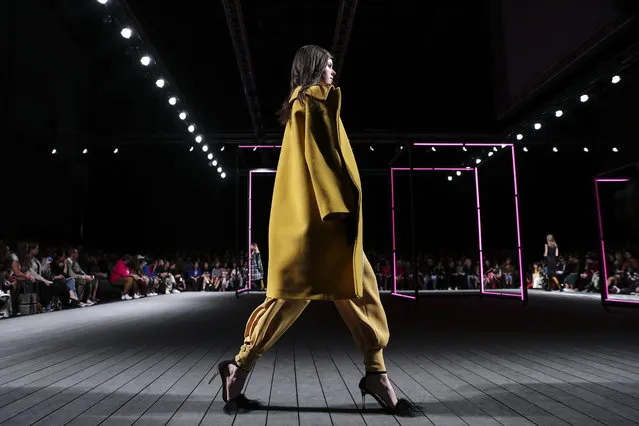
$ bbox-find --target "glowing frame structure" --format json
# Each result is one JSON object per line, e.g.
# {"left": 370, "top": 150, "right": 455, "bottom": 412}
{"left": 236, "top": 167, "right": 277, "bottom": 295}
{"left": 389, "top": 142, "right": 525, "bottom": 302}
{"left": 594, "top": 177, "right": 635, "bottom": 305}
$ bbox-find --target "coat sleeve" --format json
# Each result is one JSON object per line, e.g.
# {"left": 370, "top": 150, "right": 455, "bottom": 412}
{"left": 302, "top": 102, "right": 355, "bottom": 222}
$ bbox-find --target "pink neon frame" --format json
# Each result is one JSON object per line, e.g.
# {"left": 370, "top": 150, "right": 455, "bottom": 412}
{"left": 236, "top": 168, "right": 277, "bottom": 295}
{"left": 392, "top": 142, "right": 525, "bottom": 301}
{"left": 594, "top": 177, "right": 636, "bottom": 305}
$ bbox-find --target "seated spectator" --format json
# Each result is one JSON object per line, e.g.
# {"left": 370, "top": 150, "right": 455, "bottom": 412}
{"left": 0, "top": 257, "right": 12, "bottom": 318}
{"left": 65, "top": 249, "right": 97, "bottom": 305}
{"left": 110, "top": 255, "right": 140, "bottom": 300}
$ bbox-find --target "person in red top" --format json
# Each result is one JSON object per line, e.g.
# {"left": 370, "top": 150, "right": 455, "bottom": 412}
{"left": 110, "top": 255, "right": 138, "bottom": 300}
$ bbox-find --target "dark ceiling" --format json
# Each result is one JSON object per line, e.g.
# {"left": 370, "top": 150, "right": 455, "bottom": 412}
{"left": 96, "top": 0, "right": 496, "bottom": 135}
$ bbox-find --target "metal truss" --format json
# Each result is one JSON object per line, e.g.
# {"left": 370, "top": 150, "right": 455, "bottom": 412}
{"left": 331, "top": 0, "right": 359, "bottom": 82}
{"left": 220, "top": 0, "right": 265, "bottom": 144}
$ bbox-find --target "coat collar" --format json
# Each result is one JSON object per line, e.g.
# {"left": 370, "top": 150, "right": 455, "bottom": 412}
{"left": 289, "top": 84, "right": 338, "bottom": 103}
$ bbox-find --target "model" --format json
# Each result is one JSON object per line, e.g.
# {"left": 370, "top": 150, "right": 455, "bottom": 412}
{"left": 211, "top": 45, "right": 418, "bottom": 416}
{"left": 544, "top": 234, "right": 561, "bottom": 291}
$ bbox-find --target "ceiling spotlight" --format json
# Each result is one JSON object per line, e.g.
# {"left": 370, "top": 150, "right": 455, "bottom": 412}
{"left": 516, "top": 133, "right": 524, "bottom": 141}
{"left": 612, "top": 147, "right": 619, "bottom": 153}
{"left": 189, "top": 146, "right": 194, "bottom": 152}
{"left": 475, "top": 158, "right": 481, "bottom": 164}
{"left": 612, "top": 75, "right": 621, "bottom": 84}
{"left": 580, "top": 94, "right": 589, "bottom": 103}
{"left": 584, "top": 147, "right": 589, "bottom": 152}
{"left": 253, "top": 147, "right": 257, "bottom": 151}
{"left": 462, "top": 147, "right": 467, "bottom": 152}
{"left": 113, "top": 148, "right": 119, "bottom": 154}
{"left": 155, "top": 78, "right": 165, "bottom": 88}
{"left": 217, "top": 167, "right": 223, "bottom": 173}
{"left": 523, "top": 147, "right": 528, "bottom": 152}
{"left": 195, "top": 135, "right": 203, "bottom": 143}
{"left": 168, "top": 96, "right": 177, "bottom": 106}
{"left": 188, "top": 125, "right": 195, "bottom": 133}
{"left": 488, "top": 152, "right": 494, "bottom": 157}
{"left": 51, "top": 148, "right": 57, "bottom": 155}
{"left": 492, "top": 147, "right": 498, "bottom": 152}
{"left": 140, "top": 55, "right": 151, "bottom": 66}
{"left": 369, "top": 146, "right": 374, "bottom": 151}
{"left": 82, "top": 148, "right": 88, "bottom": 154}
{"left": 97, "top": 0, "right": 108, "bottom": 4}
{"left": 447, "top": 176, "right": 453, "bottom": 181}
{"left": 221, "top": 172, "right": 226, "bottom": 179}
{"left": 179, "top": 112, "right": 187, "bottom": 120}
{"left": 534, "top": 122, "right": 542, "bottom": 130}
{"left": 120, "top": 28, "right": 133, "bottom": 39}
{"left": 552, "top": 147, "right": 558, "bottom": 152}
{"left": 212, "top": 160, "right": 218, "bottom": 166}
{"left": 456, "top": 171, "right": 462, "bottom": 176}
{"left": 431, "top": 147, "right": 436, "bottom": 152}
{"left": 555, "top": 109, "right": 563, "bottom": 118}
{"left": 202, "top": 144, "right": 209, "bottom": 152}
{"left": 220, "top": 146, "right": 225, "bottom": 151}
{"left": 501, "top": 144, "right": 507, "bottom": 149}
{"left": 207, "top": 153, "right": 213, "bottom": 160}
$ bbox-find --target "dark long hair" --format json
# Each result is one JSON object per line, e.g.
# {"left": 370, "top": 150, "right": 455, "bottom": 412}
{"left": 278, "top": 45, "right": 333, "bottom": 125}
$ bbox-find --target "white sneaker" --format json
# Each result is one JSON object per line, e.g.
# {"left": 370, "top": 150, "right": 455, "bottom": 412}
{"left": 171, "top": 289, "right": 180, "bottom": 294}
{"left": 121, "top": 294, "right": 132, "bottom": 301}
{"left": 133, "top": 294, "right": 141, "bottom": 299}
{"left": 0, "top": 290, "right": 10, "bottom": 299}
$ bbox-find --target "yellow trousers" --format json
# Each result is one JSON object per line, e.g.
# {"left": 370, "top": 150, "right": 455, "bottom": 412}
{"left": 235, "top": 255, "right": 389, "bottom": 373}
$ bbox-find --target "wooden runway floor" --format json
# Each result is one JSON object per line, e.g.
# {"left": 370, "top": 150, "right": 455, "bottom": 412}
{"left": 1, "top": 290, "right": 638, "bottom": 425}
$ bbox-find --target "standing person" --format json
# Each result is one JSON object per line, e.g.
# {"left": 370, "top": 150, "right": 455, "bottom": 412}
{"left": 249, "top": 243, "right": 264, "bottom": 291}
{"left": 545, "top": 234, "right": 562, "bottom": 291}
{"left": 212, "top": 45, "right": 417, "bottom": 416}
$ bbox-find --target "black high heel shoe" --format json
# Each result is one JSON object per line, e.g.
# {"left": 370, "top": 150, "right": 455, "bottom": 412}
{"left": 210, "top": 359, "right": 262, "bottom": 414}
{"left": 358, "top": 372, "right": 420, "bottom": 417}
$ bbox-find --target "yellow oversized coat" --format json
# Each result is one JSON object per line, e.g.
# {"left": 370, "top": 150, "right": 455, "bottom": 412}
{"left": 265, "top": 84, "right": 363, "bottom": 300}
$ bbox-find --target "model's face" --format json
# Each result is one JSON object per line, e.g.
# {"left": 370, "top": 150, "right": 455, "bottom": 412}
{"left": 321, "top": 58, "right": 336, "bottom": 85}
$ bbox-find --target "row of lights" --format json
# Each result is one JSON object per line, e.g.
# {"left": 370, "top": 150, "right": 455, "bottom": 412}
{"left": 51, "top": 148, "right": 119, "bottom": 155}
{"left": 95, "top": 0, "right": 226, "bottom": 179}
{"left": 514, "top": 74, "right": 622, "bottom": 144}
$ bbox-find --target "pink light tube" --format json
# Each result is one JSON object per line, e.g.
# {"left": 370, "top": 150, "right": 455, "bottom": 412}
{"left": 594, "top": 177, "right": 638, "bottom": 305}
{"left": 390, "top": 167, "right": 481, "bottom": 300}
{"left": 403, "top": 144, "right": 525, "bottom": 301}
{"left": 392, "top": 167, "right": 473, "bottom": 172}
{"left": 238, "top": 145, "right": 282, "bottom": 149}
{"left": 240, "top": 168, "right": 277, "bottom": 295}
{"left": 414, "top": 142, "right": 513, "bottom": 148}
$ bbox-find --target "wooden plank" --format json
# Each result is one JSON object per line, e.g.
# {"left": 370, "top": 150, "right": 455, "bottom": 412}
{"left": 65, "top": 346, "right": 195, "bottom": 426}
{"left": 484, "top": 343, "right": 639, "bottom": 421}
{"left": 377, "top": 347, "right": 499, "bottom": 426}
{"left": 294, "top": 343, "right": 332, "bottom": 426}
{"left": 0, "top": 346, "right": 111, "bottom": 389}
{"left": 171, "top": 347, "right": 237, "bottom": 426}
{"left": 461, "top": 346, "right": 634, "bottom": 425}
{"left": 331, "top": 346, "right": 410, "bottom": 426}
{"left": 439, "top": 350, "right": 574, "bottom": 426}
{"left": 98, "top": 346, "right": 207, "bottom": 426}
{"left": 29, "top": 346, "right": 175, "bottom": 426}
{"left": 232, "top": 350, "right": 276, "bottom": 426}
{"left": 133, "top": 344, "right": 225, "bottom": 426}
{"left": 513, "top": 341, "right": 639, "bottom": 388}
{"left": 264, "top": 340, "right": 300, "bottom": 425}
{"left": 394, "top": 350, "right": 533, "bottom": 426}
{"left": 313, "top": 345, "right": 366, "bottom": 426}
{"left": 0, "top": 347, "right": 117, "bottom": 415}
{"left": 0, "top": 346, "right": 149, "bottom": 425}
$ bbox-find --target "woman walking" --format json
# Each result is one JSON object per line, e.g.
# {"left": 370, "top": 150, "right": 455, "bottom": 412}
{"left": 213, "top": 45, "right": 417, "bottom": 417}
